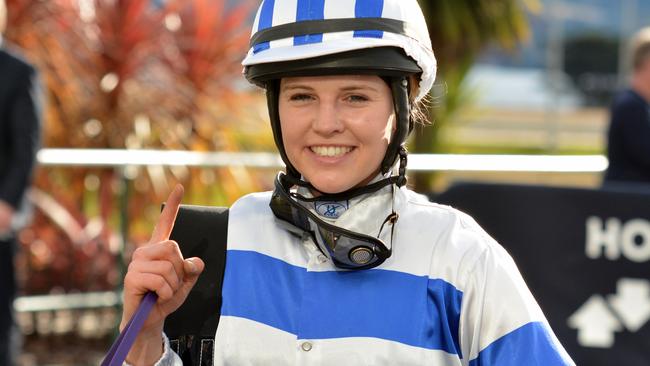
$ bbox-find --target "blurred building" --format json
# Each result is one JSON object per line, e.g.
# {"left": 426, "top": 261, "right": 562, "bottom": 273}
{"left": 470, "top": 0, "right": 650, "bottom": 110}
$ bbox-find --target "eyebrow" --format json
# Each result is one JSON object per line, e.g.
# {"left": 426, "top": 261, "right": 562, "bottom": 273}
{"left": 280, "top": 84, "right": 380, "bottom": 93}
{"left": 341, "top": 85, "right": 379, "bottom": 93}
{"left": 280, "top": 84, "right": 313, "bottom": 92}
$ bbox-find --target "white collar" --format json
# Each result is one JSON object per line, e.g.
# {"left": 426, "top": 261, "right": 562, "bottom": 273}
{"left": 295, "top": 173, "right": 399, "bottom": 249}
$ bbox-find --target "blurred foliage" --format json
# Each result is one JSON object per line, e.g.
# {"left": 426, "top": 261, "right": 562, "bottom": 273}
{"left": 413, "top": 0, "right": 536, "bottom": 190}
{"left": 6, "top": 0, "right": 273, "bottom": 295}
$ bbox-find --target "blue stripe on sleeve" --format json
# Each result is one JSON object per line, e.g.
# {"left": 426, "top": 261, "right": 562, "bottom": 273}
{"left": 221, "top": 250, "right": 463, "bottom": 354}
{"left": 253, "top": 0, "right": 276, "bottom": 54}
{"left": 354, "top": 0, "right": 384, "bottom": 39}
{"left": 428, "top": 279, "right": 463, "bottom": 358}
{"left": 469, "top": 322, "right": 571, "bottom": 366}
{"left": 294, "top": 0, "right": 325, "bottom": 46}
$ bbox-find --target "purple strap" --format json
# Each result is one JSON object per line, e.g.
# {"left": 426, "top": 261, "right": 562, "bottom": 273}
{"left": 101, "top": 292, "right": 159, "bottom": 366}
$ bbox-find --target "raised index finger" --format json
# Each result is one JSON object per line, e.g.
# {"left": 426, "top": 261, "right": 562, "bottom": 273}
{"left": 150, "top": 184, "right": 184, "bottom": 244}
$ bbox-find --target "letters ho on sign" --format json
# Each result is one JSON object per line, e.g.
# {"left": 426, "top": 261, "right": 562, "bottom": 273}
{"left": 586, "top": 217, "right": 650, "bottom": 263}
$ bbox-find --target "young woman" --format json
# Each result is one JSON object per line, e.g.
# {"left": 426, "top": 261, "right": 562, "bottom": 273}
{"left": 120, "top": 0, "right": 575, "bottom": 365}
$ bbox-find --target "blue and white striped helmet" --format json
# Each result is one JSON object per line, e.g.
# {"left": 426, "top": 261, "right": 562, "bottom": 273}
{"left": 242, "top": 0, "right": 436, "bottom": 101}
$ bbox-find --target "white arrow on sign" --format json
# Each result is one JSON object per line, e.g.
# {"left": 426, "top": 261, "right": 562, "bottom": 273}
{"left": 608, "top": 278, "right": 650, "bottom": 332}
{"left": 568, "top": 294, "right": 623, "bottom": 348}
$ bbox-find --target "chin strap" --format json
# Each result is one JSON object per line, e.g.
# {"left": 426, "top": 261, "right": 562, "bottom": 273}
{"left": 281, "top": 145, "right": 408, "bottom": 203}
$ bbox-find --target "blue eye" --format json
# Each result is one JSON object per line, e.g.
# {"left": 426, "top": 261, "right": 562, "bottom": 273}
{"left": 290, "top": 94, "right": 313, "bottom": 101}
{"left": 347, "top": 95, "right": 368, "bottom": 102}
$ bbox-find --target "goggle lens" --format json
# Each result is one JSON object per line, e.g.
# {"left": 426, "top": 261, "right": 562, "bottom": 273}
{"left": 349, "top": 246, "right": 374, "bottom": 265}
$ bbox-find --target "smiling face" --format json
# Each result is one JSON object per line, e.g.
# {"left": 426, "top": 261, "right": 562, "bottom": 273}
{"left": 278, "top": 75, "right": 395, "bottom": 194}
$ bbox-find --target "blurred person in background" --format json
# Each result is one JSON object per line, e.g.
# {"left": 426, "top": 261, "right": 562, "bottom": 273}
{"left": 604, "top": 27, "right": 650, "bottom": 185}
{"left": 0, "top": 0, "right": 42, "bottom": 364}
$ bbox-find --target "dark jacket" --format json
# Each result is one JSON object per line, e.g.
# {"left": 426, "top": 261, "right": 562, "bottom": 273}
{"left": 0, "top": 45, "right": 42, "bottom": 211}
{"left": 604, "top": 89, "right": 650, "bottom": 184}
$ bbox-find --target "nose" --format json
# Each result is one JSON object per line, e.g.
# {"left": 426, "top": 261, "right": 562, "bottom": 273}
{"left": 311, "top": 100, "right": 344, "bottom": 136}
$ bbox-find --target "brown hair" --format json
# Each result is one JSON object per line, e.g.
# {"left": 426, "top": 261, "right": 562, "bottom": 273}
{"left": 409, "top": 74, "right": 431, "bottom": 126}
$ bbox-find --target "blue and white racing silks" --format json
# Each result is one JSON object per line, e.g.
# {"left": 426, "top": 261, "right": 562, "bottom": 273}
{"left": 202, "top": 187, "right": 574, "bottom": 365}
{"left": 242, "top": 0, "right": 437, "bottom": 102}
{"left": 152, "top": 186, "right": 574, "bottom": 365}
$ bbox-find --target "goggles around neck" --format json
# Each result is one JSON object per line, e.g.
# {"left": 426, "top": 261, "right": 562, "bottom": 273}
{"left": 270, "top": 172, "right": 397, "bottom": 270}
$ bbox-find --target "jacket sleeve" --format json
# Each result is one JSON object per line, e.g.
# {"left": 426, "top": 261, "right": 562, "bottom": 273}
{"left": 0, "top": 64, "right": 42, "bottom": 208}
{"left": 459, "top": 242, "right": 575, "bottom": 366}
{"left": 617, "top": 100, "right": 650, "bottom": 168}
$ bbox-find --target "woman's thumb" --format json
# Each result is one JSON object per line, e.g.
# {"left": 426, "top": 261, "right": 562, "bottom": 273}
{"left": 172, "top": 257, "right": 205, "bottom": 310}
{"left": 183, "top": 257, "right": 205, "bottom": 281}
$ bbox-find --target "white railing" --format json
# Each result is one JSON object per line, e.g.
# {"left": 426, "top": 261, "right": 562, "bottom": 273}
{"left": 14, "top": 291, "right": 121, "bottom": 312}
{"left": 37, "top": 148, "right": 608, "bottom": 172}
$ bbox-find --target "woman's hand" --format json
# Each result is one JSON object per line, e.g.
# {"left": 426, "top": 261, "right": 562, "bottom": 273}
{"left": 120, "top": 185, "right": 205, "bottom": 365}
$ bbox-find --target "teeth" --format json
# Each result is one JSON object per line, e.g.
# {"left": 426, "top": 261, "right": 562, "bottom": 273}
{"left": 311, "top": 146, "right": 352, "bottom": 157}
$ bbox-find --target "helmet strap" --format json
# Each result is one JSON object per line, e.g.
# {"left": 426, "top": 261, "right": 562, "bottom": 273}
{"left": 381, "top": 77, "right": 412, "bottom": 175}
{"left": 266, "top": 80, "right": 301, "bottom": 179}
{"left": 396, "top": 146, "right": 408, "bottom": 187}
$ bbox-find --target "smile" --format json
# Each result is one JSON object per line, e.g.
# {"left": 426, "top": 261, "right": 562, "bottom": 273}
{"left": 310, "top": 146, "right": 353, "bottom": 157}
